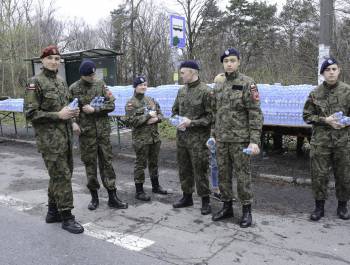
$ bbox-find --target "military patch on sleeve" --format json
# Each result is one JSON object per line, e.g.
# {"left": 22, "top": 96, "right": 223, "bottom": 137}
{"left": 126, "top": 102, "right": 134, "bottom": 111}
{"left": 250, "top": 84, "right": 260, "bottom": 101}
{"left": 106, "top": 89, "right": 113, "bottom": 98}
{"left": 26, "top": 83, "right": 36, "bottom": 90}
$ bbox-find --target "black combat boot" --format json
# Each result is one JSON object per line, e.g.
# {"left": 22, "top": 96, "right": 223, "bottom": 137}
{"left": 151, "top": 178, "right": 168, "bottom": 195}
{"left": 107, "top": 189, "right": 128, "bottom": 209}
{"left": 337, "top": 201, "right": 350, "bottom": 220}
{"left": 45, "top": 203, "right": 62, "bottom": 223}
{"left": 88, "top": 190, "right": 99, "bottom": 210}
{"left": 240, "top": 204, "right": 252, "bottom": 228}
{"left": 61, "top": 210, "right": 84, "bottom": 234}
{"left": 310, "top": 200, "right": 325, "bottom": 221}
{"left": 135, "top": 183, "right": 151, "bottom": 201}
{"left": 212, "top": 201, "right": 233, "bottom": 221}
{"left": 172, "top": 193, "right": 193, "bottom": 208}
{"left": 201, "top": 196, "right": 211, "bottom": 215}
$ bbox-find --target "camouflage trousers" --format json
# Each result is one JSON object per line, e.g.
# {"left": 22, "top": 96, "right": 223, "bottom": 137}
{"left": 176, "top": 140, "right": 210, "bottom": 197}
{"left": 310, "top": 144, "right": 350, "bottom": 201}
{"left": 42, "top": 151, "right": 74, "bottom": 212}
{"left": 80, "top": 135, "right": 116, "bottom": 191}
{"left": 133, "top": 141, "right": 161, "bottom": 183}
{"left": 217, "top": 142, "right": 253, "bottom": 205}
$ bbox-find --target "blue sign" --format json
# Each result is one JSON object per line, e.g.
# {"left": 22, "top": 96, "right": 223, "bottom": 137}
{"left": 170, "top": 15, "right": 186, "bottom": 48}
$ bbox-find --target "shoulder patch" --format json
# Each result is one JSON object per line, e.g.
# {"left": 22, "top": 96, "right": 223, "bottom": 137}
{"left": 126, "top": 102, "right": 134, "bottom": 111}
{"left": 250, "top": 83, "right": 260, "bottom": 101}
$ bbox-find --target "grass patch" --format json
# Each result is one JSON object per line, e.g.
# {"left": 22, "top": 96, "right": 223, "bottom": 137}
{"left": 159, "top": 119, "right": 177, "bottom": 140}
{"left": 0, "top": 112, "right": 27, "bottom": 127}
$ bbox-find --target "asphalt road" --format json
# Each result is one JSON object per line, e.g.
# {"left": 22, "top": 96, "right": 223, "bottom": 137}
{"left": 0, "top": 137, "right": 350, "bottom": 265}
{"left": 0, "top": 206, "right": 169, "bottom": 265}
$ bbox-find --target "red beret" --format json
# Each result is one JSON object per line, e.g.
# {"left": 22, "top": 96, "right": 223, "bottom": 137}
{"left": 40, "top": 45, "right": 61, "bottom": 59}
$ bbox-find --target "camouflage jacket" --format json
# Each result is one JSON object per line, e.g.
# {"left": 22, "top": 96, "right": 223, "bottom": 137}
{"left": 211, "top": 71, "right": 263, "bottom": 144}
{"left": 172, "top": 79, "right": 212, "bottom": 146}
{"left": 23, "top": 68, "right": 73, "bottom": 154}
{"left": 303, "top": 81, "right": 350, "bottom": 147}
{"left": 69, "top": 79, "right": 115, "bottom": 138}
{"left": 125, "top": 92, "right": 163, "bottom": 145}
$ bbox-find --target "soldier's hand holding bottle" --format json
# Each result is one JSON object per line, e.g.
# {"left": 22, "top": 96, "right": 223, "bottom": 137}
{"left": 148, "top": 110, "right": 157, "bottom": 118}
{"left": 82, "top": 104, "right": 95, "bottom": 114}
{"left": 325, "top": 114, "right": 345, "bottom": 129}
{"left": 178, "top": 117, "right": 191, "bottom": 130}
{"left": 58, "top": 106, "right": 79, "bottom": 120}
{"left": 244, "top": 143, "right": 260, "bottom": 156}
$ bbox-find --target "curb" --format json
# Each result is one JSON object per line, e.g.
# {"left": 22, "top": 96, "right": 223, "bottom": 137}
{"left": 1, "top": 136, "right": 330, "bottom": 187}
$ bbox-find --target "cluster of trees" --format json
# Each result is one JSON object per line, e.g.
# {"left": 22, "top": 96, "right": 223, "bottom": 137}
{"left": 0, "top": 0, "right": 349, "bottom": 97}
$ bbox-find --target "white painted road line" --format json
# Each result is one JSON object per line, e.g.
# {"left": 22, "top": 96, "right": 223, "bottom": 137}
{"left": 0, "top": 194, "right": 155, "bottom": 252}
{"left": 0, "top": 195, "right": 34, "bottom": 211}
{"left": 83, "top": 222, "right": 154, "bottom": 251}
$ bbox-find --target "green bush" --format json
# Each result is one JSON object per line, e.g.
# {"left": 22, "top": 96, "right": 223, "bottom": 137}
{"left": 159, "top": 119, "right": 176, "bottom": 140}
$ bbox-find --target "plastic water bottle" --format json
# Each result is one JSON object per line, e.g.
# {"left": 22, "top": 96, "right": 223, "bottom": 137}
{"left": 97, "top": 96, "right": 105, "bottom": 107}
{"left": 334, "top": 111, "right": 343, "bottom": 120}
{"left": 69, "top": 98, "right": 78, "bottom": 109}
{"left": 206, "top": 137, "right": 216, "bottom": 153}
{"left": 243, "top": 148, "right": 253, "bottom": 155}
{"left": 340, "top": 116, "right": 350, "bottom": 125}
{"left": 90, "top": 96, "right": 105, "bottom": 108}
{"left": 169, "top": 115, "right": 185, "bottom": 131}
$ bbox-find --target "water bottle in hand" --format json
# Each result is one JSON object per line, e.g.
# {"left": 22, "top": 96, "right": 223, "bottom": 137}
{"left": 340, "top": 116, "right": 350, "bottom": 126}
{"left": 206, "top": 137, "right": 216, "bottom": 153}
{"left": 243, "top": 148, "right": 253, "bottom": 155}
{"left": 334, "top": 111, "right": 343, "bottom": 120}
{"left": 69, "top": 98, "right": 79, "bottom": 109}
{"left": 169, "top": 115, "right": 186, "bottom": 131}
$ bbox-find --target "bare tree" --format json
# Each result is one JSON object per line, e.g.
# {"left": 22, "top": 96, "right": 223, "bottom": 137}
{"left": 176, "top": 0, "right": 212, "bottom": 59}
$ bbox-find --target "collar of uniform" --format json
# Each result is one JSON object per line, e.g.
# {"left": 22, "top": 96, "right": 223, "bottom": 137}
{"left": 80, "top": 78, "right": 94, "bottom": 87}
{"left": 187, "top": 78, "right": 200, "bottom": 88}
{"left": 225, "top": 71, "right": 239, "bottom": 81}
{"left": 42, "top": 67, "right": 58, "bottom": 79}
{"left": 323, "top": 81, "right": 339, "bottom": 90}
{"left": 134, "top": 91, "right": 145, "bottom": 100}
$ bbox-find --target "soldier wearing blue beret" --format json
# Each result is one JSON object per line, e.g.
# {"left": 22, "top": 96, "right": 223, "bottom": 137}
{"left": 303, "top": 57, "right": 350, "bottom": 221}
{"left": 69, "top": 59, "right": 128, "bottom": 211}
{"left": 211, "top": 48, "right": 263, "bottom": 228}
{"left": 171, "top": 60, "right": 212, "bottom": 215}
{"left": 125, "top": 76, "right": 168, "bottom": 201}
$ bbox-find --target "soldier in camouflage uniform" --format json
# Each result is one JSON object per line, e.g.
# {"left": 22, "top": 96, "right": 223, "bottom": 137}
{"left": 303, "top": 58, "right": 350, "bottom": 221}
{"left": 211, "top": 48, "right": 263, "bottom": 228}
{"left": 171, "top": 61, "right": 212, "bottom": 215}
{"left": 23, "top": 45, "right": 84, "bottom": 234}
{"left": 125, "top": 76, "right": 168, "bottom": 201}
{"left": 69, "top": 60, "right": 128, "bottom": 211}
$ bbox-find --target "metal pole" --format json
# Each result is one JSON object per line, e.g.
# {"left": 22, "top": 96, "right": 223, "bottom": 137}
{"left": 318, "top": 0, "right": 334, "bottom": 84}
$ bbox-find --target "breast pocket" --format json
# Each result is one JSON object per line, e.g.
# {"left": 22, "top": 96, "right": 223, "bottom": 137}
{"left": 230, "top": 92, "right": 244, "bottom": 110}
{"left": 41, "top": 92, "right": 60, "bottom": 111}
{"left": 313, "top": 99, "right": 327, "bottom": 113}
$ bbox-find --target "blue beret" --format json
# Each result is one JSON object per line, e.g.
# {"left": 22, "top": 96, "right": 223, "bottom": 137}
{"left": 79, "top": 60, "right": 96, "bottom": 76}
{"left": 320, "top": 57, "right": 338, "bottom": 74}
{"left": 220, "top": 48, "right": 240, "bottom": 62}
{"left": 179, "top": 60, "right": 200, "bottom": 70}
{"left": 133, "top": 76, "right": 147, "bottom": 88}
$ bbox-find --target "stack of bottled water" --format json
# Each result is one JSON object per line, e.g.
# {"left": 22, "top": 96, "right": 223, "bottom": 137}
{"left": 0, "top": 99, "right": 24, "bottom": 112}
{"left": 90, "top": 96, "right": 105, "bottom": 108}
{"left": 259, "top": 84, "right": 314, "bottom": 126}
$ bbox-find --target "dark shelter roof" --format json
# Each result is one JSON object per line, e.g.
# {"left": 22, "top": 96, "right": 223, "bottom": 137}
{"left": 25, "top": 48, "right": 123, "bottom": 63}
